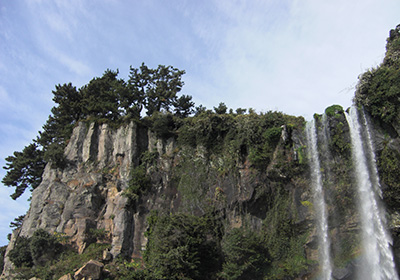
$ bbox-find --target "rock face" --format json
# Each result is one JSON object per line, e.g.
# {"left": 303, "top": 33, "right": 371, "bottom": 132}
{"left": 15, "top": 123, "right": 132, "bottom": 257}
{"left": 1, "top": 117, "right": 316, "bottom": 276}
{"left": 18, "top": 122, "right": 148, "bottom": 257}
{"left": 2, "top": 107, "right": 400, "bottom": 278}
{"left": 58, "top": 274, "right": 73, "bottom": 280}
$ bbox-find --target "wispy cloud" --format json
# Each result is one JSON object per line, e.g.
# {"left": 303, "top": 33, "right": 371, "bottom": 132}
{"left": 178, "top": 0, "right": 399, "bottom": 118}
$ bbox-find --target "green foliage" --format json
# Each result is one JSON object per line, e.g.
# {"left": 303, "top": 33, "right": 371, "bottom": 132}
{"left": 2, "top": 143, "right": 45, "bottom": 200}
{"left": 355, "top": 66, "right": 400, "bottom": 124}
{"left": 9, "top": 229, "right": 60, "bottom": 269}
{"left": 9, "top": 215, "right": 25, "bottom": 229}
{"left": 178, "top": 111, "right": 235, "bottom": 151}
{"left": 38, "top": 82, "right": 83, "bottom": 167}
{"left": 87, "top": 228, "right": 110, "bottom": 243}
{"left": 2, "top": 64, "right": 192, "bottom": 199}
{"left": 29, "top": 228, "right": 60, "bottom": 266}
{"left": 379, "top": 145, "right": 400, "bottom": 207}
{"left": 248, "top": 126, "right": 282, "bottom": 170}
{"left": 355, "top": 25, "right": 400, "bottom": 125}
{"left": 325, "top": 104, "right": 344, "bottom": 117}
{"left": 8, "top": 236, "right": 33, "bottom": 268}
{"left": 141, "top": 150, "right": 159, "bottom": 166}
{"left": 10, "top": 238, "right": 109, "bottom": 279}
{"left": 220, "top": 228, "right": 270, "bottom": 280}
{"left": 177, "top": 109, "right": 299, "bottom": 168}
{"left": 262, "top": 190, "right": 310, "bottom": 279}
{"left": 144, "top": 213, "right": 222, "bottom": 280}
{"left": 330, "top": 121, "right": 350, "bottom": 155}
{"left": 175, "top": 149, "right": 211, "bottom": 210}
{"left": 149, "top": 111, "right": 179, "bottom": 138}
{"left": 173, "top": 94, "right": 195, "bottom": 118}
{"left": 296, "top": 146, "right": 306, "bottom": 164}
{"left": 214, "top": 102, "right": 228, "bottom": 114}
{"left": 80, "top": 69, "right": 123, "bottom": 121}
{"left": 106, "top": 258, "right": 148, "bottom": 280}
{"left": 123, "top": 165, "right": 151, "bottom": 202}
{"left": 0, "top": 245, "right": 6, "bottom": 273}
{"left": 44, "top": 243, "right": 109, "bottom": 279}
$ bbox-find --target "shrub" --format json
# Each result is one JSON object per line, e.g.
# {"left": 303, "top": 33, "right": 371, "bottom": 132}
{"left": 325, "top": 104, "right": 344, "bottom": 117}
{"left": 29, "top": 229, "right": 60, "bottom": 266}
{"left": 144, "top": 213, "right": 222, "bottom": 279}
{"left": 149, "top": 111, "right": 179, "bottom": 138}
{"left": 221, "top": 228, "right": 270, "bottom": 280}
{"left": 0, "top": 245, "right": 7, "bottom": 272}
{"left": 123, "top": 165, "right": 151, "bottom": 201}
{"left": 8, "top": 236, "right": 33, "bottom": 268}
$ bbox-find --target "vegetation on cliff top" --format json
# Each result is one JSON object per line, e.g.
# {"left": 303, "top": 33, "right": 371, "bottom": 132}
{"left": 355, "top": 24, "right": 400, "bottom": 125}
{"left": 2, "top": 64, "right": 190, "bottom": 200}
{"left": 2, "top": 62, "right": 304, "bottom": 201}
{"left": 354, "top": 24, "right": 400, "bottom": 207}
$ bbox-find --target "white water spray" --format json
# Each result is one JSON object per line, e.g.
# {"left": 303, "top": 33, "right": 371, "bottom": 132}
{"left": 306, "top": 120, "right": 332, "bottom": 280}
{"left": 345, "top": 106, "right": 398, "bottom": 280}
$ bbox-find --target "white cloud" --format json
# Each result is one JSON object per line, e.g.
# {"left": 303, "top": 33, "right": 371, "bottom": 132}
{"left": 180, "top": 0, "right": 399, "bottom": 118}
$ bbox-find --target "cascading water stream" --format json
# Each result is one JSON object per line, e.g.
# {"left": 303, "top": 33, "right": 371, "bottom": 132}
{"left": 306, "top": 120, "right": 332, "bottom": 280}
{"left": 345, "top": 106, "right": 398, "bottom": 280}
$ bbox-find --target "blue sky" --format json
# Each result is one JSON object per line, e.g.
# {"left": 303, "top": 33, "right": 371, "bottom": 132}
{"left": 0, "top": 0, "right": 399, "bottom": 246}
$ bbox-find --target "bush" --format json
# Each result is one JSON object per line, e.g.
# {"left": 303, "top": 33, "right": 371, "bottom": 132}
{"left": 8, "top": 236, "right": 33, "bottom": 268}
{"left": 8, "top": 229, "right": 61, "bottom": 269}
{"left": 149, "top": 111, "right": 179, "bottom": 138}
{"left": 248, "top": 126, "right": 282, "bottom": 169}
{"left": 325, "top": 104, "right": 344, "bottom": 117}
{"left": 0, "top": 245, "right": 7, "bottom": 272}
{"left": 221, "top": 228, "right": 270, "bottom": 280}
{"left": 355, "top": 25, "right": 400, "bottom": 125}
{"left": 144, "top": 213, "right": 222, "bottom": 279}
{"left": 30, "top": 229, "right": 60, "bottom": 266}
{"left": 123, "top": 165, "right": 151, "bottom": 201}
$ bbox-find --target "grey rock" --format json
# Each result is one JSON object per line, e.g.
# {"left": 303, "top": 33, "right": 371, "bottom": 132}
{"left": 74, "top": 260, "right": 104, "bottom": 280}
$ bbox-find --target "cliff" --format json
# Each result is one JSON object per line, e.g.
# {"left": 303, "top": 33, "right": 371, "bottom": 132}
{"left": 2, "top": 24, "right": 400, "bottom": 280}
{"left": 2, "top": 112, "right": 317, "bottom": 278}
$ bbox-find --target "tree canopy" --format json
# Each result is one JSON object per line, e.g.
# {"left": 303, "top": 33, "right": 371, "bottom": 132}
{"left": 2, "top": 63, "right": 193, "bottom": 199}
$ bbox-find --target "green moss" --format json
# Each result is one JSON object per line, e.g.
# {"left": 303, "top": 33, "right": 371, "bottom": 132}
{"left": 379, "top": 146, "right": 400, "bottom": 208}
{"left": 332, "top": 233, "right": 361, "bottom": 268}
{"left": 301, "top": 200, "right": 313, "bottom": 209}
{"left": 262, "top": 190, "right": 311, "bottom": 279}
{"left": 330, "top": 121, "right": 351, "bottom": 155}
{"left": 174, "top": 148, "right": 213, "bottom": 210}
{"left": 325, "top": 105, "right": 344, "bottom": 117}
{"left": 355, "top": 25, "right": 400, "bottom": 125}
{"left": 313, "top": 113, "right": 322, "bottom": 121}
{"left": 123, "top": 165, "right": 151, "bottom": 202}
{"left": 296, "top": 146, "right": 306, "bottom": 165}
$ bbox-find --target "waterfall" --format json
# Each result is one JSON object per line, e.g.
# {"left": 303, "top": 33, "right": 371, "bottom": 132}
{"left": 306, "top": 119, "right": 332, "bottom": 280}
{"left": 345, "top": 106, "right": 398, "bottom": 280}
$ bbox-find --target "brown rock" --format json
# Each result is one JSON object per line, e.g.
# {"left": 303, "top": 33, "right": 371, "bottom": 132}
{"left": 74, "top": 260, "right": 104, "bottom": 280}
{"left": 58, "top": 274, "right": 73, "bottom": 280}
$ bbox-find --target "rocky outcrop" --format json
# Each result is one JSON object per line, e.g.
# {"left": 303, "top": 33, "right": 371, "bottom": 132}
{"left": 3, "top": 106, "right": 400, "bottom": 279}
{"left": 1, "top": 117, "right": 316, "bottom": 277}
{"left": 74, "top": 260, "right": 104, "bottom": 280}
{"left": 58, "top": 274, "right": 73, "bottom": 280}
{"left": 16, "top": 122, "right": 149, "bottom": 258}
